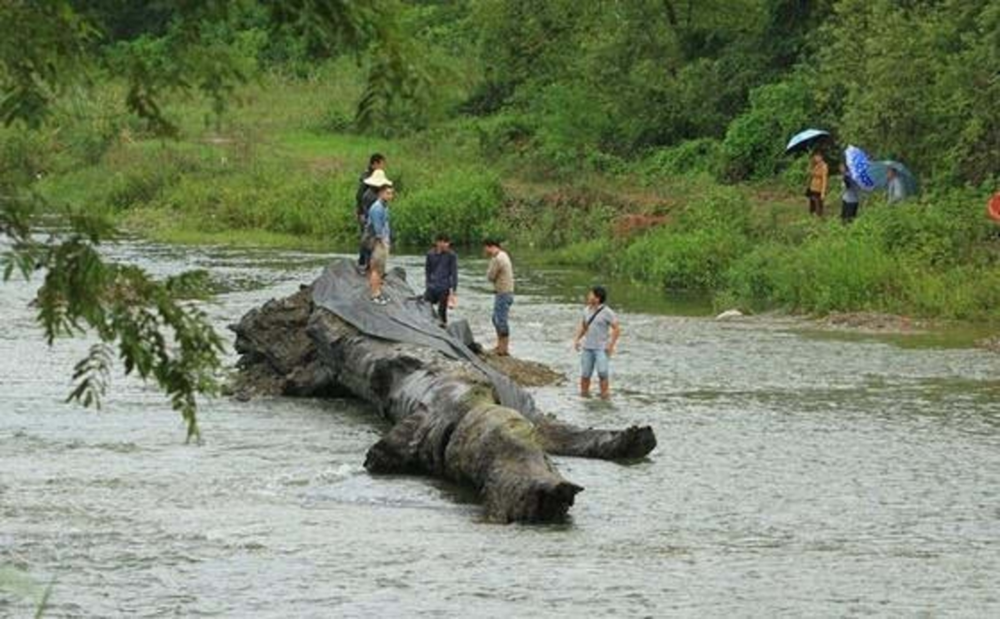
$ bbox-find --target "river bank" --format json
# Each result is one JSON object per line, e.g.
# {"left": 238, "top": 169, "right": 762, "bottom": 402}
{"left": 19, "top": 72, "right": 1000, "bottom": 325}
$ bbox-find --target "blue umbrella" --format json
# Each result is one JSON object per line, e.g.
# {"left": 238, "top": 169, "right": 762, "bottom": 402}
{"left": 844, "top": 145, "right": 879, "bottom": 191}
{"left": 785, "top": 128, "right": 830, "bottom": 153}
{"left": 868, "top": 160, "right": 919, "bottom": 197}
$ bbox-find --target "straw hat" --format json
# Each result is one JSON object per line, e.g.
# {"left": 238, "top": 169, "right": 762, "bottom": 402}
{"left": 363, "top": 169, "right": 393, "bottom": 188}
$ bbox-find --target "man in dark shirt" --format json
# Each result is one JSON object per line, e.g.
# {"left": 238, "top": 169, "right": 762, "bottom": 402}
{"left": 356, "top": 153, "right": 385, "bottom": 267}
{"left": 423, "top": 233, "right": 458, "bottom": 325}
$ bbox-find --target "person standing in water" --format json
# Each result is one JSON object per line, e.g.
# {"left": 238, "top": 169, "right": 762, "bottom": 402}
{"left": 806, "top": 151, "right": 829, "bottom": 217}
{"left": 484, "top": 239, "right": 514, "bottom": 356}
{"left": 366, "top": 180, "right": 394, "bottom": 305}
{"left": 572, "top": 285, "right": 621, "bottom": 399}
{"left": 424, "top": 233, "right": 458, "bottom": 325}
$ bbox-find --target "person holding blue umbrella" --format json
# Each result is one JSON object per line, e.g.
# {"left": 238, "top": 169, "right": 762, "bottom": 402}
{"left": 839, "top": 161, "right": 861, "bottom": 222}
{"left": 886, "top": 167, "right": 906, "bottom": 205}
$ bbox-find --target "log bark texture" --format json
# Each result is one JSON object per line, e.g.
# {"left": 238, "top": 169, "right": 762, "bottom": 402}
{"left": 231, "top": 263, "right": 656, "bottom": 522}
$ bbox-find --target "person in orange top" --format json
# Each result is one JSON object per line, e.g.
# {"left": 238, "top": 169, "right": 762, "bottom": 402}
{"left": 806, "top": 151, "right": 829, "bottom": 217}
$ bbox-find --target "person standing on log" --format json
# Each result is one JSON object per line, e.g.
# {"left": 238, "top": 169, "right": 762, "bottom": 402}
{"left": 424, "top": 233, "right": 458, "bottom": 326}
{"left": 366, "top": 178, "right": 394, "bottom": 305}
{"left": 484, "top": 239, "right": 514, "bottom": 356}
{"left": 572, "top": 285, "right": 621, "bottom": 399}
{"left": 356, "top": 153, "right": 386, "bottom": 268}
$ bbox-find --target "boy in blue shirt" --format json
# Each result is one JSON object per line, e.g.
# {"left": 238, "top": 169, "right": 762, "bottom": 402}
{"left": 366, "top": 181, "right": 394, "bottom": 305}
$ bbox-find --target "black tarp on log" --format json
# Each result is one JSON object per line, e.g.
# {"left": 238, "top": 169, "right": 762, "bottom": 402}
{"left": 311, "top": 261, "right": 538, "bottom": 416}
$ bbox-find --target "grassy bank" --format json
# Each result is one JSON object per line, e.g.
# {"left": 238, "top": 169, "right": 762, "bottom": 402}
{"left": 15, "top": 68, "right": 1000, "bottom": 323}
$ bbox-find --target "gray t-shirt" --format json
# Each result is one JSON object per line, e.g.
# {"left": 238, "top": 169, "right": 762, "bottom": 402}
{"left": 581, "top": 306, "right": 617, "bottom": 350}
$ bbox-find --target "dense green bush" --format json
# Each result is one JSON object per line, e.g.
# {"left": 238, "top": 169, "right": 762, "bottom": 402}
{"left": 620, "top": 227, "right": 750, "bottom": 290}
{"left": 0, "top": 128, "right": 51, "bottom": 186}
{"left": 615, "top": 187, "right": 754, "bottom": 290}
{"left": 640, "top": 139, "right": 723, "bottom": 179}
{"left": 817, "top": 0, "right": 999, "bottom": 186}
{"left": 718, "top": 188, "right": 1000, "bottom": 318}
{"left": 105, "top": 147, "right": 207, "bottom": 211}
{"left": 474, "top": 112, "right": 536, "bottom": 161}
{"left": 548, "top": 238, "right": 613, "bottom": 269}
{"left": 721, "top": 79, "right": 814, "bottom": 182}
{"left": 138, "top": 159, "right": 354, "bottom": 241}
{"left": 723, "top": 227, "right": 899, "bottom": 313}
{"left": 390, "top": 169, "right": 503, "bottom": 247}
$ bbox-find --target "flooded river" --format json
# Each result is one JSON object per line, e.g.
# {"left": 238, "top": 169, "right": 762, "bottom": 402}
{"left": 2, "top": 241, "right": 999, "bottom": 617}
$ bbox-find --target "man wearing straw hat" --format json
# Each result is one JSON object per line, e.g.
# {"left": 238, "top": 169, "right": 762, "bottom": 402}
{"left": 364, "top": 171, "right": 394, "bottom": 305}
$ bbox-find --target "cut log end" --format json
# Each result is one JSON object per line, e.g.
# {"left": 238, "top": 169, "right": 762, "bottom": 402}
{"left": 484, "top": 479, "right": 583, "bottom": 524}
{"left": 537, "top": 422, "right": 658, "bottom": 460}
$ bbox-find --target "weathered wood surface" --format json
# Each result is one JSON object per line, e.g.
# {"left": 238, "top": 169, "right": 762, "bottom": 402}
{"left": 231, "top": 263, "right": 656, "bottom": 523}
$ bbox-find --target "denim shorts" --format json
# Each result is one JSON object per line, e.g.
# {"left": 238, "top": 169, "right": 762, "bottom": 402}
{"left": 492, "top": 293, "right": 514, "bottom": 336}
{"left": 580, "top": 348, "right": 610, "bottom": 379}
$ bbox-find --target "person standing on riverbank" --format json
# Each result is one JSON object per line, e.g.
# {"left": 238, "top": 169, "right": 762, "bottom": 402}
{"left": 886, "top": 166, "right": 905, "bottom": 206}
{"left": 840, "top": 162, "right": 861, "bottom": 222}
{"left": 807, "top": 151, "right": 829, "bottom": 217}
{"left": 484, "top": 239, "right": 514, "bottom": 356}
{"left": 367, "top": 180, "right": 394, "bottom": 305}
{"left": 573, "top": 286, "right": 621, "bottom": 399}
{"left": 424, "top": 233, "right": 458, "bottom": 326}
{"left": 356, "top": 153, "right": 386, "bottom": 267}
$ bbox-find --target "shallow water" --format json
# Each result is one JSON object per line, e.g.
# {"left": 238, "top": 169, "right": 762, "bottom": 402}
{"left": 2, "top": 241, "right": 999, "bottom": 617}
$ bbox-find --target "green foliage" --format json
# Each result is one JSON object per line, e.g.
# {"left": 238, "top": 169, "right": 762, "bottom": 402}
{"left": 548, "top": 238, "right": 614, "bottom": 269}
{"left": 0, "top": 127, "right": 52, "bottom": 186}
{"left": 618, "top": 188, "right": 752, "bottom": 290}
{"left": 720, "top": 191, "right": 1000, "bottom": 319}
{"left": 721, "top": 79, "right": 815, "bottom": 181}
{"left": 0, "top": 1, "right": 95, "bottom": 127}
{"left": 640, "top": 139, "right": 723, "bottom": 179}
{"left": 621, "top": 227, "right": 750, "bottom": 290}
{"left": 474, "top": 112, "right": 536, "bottom": 161}
{"left": 1, "top": 0, "right": 425, "bottom": 438}
{"left": 138, "top": 159, "right": 355, "bottom": 242}
{"left": 391, "top": 169, "right": 503, "bottom": 246}
{"left": 817, "top": 0, "right": 999, "bottom": 185}
{"left": 726, "top": 228, "right": 900, "bottom": 313}
{"left": 528, "top": 82, "right": 614, "bottom": 172}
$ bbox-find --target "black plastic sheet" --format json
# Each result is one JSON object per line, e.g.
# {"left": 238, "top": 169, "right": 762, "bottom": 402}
{"left": 311, "top": 260, "right": 537, "bottom": 416}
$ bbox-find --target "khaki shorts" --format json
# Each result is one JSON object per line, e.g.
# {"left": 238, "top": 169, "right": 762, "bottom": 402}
{"left": 369, "top": 240, "right": 389, "bottom": 276}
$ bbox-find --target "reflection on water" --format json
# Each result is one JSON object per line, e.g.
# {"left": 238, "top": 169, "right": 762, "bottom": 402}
{"left": 2, "top": 240, "right": 999, "bottom": 617}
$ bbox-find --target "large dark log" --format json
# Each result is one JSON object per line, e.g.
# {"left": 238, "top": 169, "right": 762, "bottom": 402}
{"left": 231, "top": 262, "right": 656, "bottom": 523}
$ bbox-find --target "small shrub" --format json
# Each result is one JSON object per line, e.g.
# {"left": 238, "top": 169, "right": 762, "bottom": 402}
{"left": 640, "top": 138, "right": 723, "bottom": 179}
{"left": 548, "top": 238, "right": 613, "bottom": 269}
{"left": 621, "top": 227, "right": 750, "bottom": 290}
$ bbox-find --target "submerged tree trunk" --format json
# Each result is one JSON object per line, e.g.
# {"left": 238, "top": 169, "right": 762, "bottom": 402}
{"left": 231, "top": 264, "right": 656, "bottom": 523}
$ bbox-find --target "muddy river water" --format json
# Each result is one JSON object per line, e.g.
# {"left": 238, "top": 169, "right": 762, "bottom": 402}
{"left": 2, "top": 241, "right": 999, "bottom": 617}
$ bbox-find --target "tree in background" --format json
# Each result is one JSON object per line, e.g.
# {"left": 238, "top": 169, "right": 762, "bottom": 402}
{"left": 0, "top": 0, "right": 417, "bottom": 439}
